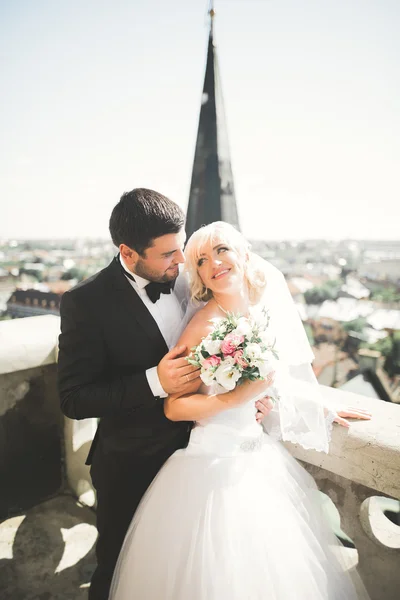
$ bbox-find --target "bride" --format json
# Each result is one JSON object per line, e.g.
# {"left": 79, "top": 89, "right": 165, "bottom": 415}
{"left": 109, "top": 222, "right": 371, "bottom": 600}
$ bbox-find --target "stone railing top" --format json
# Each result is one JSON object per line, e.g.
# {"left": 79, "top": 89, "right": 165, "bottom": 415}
{"left": 285, "top": 385, "right": 400, "bottom": 500}
{"left": 0, "top": 315, "right": 60, "bottom": 375}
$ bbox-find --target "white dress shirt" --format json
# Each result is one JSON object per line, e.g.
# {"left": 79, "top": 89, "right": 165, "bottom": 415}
{"left": 120, "top": 255, "right": 184, "bottom": 398}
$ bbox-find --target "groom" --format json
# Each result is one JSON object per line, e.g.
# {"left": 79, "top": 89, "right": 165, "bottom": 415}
{"left": 58, "top": 188, "right": 272, "bottom": 599}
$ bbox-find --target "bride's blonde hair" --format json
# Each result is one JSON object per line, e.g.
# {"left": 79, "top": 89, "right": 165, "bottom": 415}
{"left": 184, "top": 221, "right": 267, "bottom": 303}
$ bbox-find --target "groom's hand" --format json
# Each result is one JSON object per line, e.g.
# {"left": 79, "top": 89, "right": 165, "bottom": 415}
{"left": 158, "top": 345, "right": 201, "bottom": 395}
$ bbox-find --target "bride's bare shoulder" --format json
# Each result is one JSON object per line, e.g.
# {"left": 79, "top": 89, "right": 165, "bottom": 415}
{"left": 178, "top": 302, "right": 219, "bottom": 351}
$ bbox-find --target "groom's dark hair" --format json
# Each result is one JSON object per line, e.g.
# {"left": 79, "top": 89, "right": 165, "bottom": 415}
{"left": 109, "top": 188, "right": 185, "bottom": 255}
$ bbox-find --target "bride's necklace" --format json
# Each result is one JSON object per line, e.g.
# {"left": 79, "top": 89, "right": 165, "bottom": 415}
{"left": 215, "top": 300, "right": 250, "bottom": 318}
{"left": 216, "top": 301, "right": 229, "bottom": 315}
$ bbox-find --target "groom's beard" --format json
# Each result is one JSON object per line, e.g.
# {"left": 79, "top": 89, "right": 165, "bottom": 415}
{"left": 133, "top": 259, "right": 180, "bottom": 284}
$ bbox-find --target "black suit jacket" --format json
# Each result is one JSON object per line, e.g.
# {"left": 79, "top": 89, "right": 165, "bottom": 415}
{"left": 57, "top": 257, "right": 191, "bottom": 464}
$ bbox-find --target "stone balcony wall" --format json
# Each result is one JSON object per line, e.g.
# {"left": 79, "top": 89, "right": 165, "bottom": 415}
{"left": 284, "top": 384, "right": 400, "bottom": 600}
{"left": 0, "top": 316, "right": 64, "bottom": 518}
{"left": 0, "top": 316, "right": 399, "bottom": 599}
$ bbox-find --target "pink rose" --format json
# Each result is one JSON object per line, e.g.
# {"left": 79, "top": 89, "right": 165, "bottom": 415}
{"left": 203, "top": 355, "right": 221, "bottom": 369}
{"left": 233, "top": 349, "right": 248, "bottom": 368}
{"left": 220, "top": 333, "right": 245, "bottom": 356}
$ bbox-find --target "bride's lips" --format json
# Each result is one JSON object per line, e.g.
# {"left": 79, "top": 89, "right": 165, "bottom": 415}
{"left": 212, "top": 268, "right": 231, "bottom": 280}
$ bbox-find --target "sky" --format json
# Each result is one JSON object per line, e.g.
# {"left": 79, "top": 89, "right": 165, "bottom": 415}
{"left": 1, "top": 0, "right": 399, "bottom": 241}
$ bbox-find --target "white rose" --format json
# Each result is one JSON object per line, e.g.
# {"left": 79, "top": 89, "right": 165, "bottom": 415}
{"left": 214, "top": 358, "right": 241, "bottom": 391}
{"left": 202, "top": 338, "right": 222, "bottom": 356}
{"left": 209, "top": 317, "right": 224, "bottom": 325}
{"left": 245, "top": 343, "right": 262, "bottom": 364}
{"left": 200, "top": 368, "right": 216, "bottom": 386}
{"left": 198, "top": 354, "right": 209, "bottom": 367}
{"left": 254, "top": 355, "right": 276, "bottom": 378}
{"left": 217, "top": 356, "right": 235, "bottom": 368}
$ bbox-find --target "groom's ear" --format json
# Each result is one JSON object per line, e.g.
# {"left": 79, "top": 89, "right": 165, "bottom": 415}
{"left": 120, "top": 244, "right": 139, "bottom": 269}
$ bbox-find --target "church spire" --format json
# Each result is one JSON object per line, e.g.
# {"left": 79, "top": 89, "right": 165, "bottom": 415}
{"left": 185, "top": 3, "right": 240, "bottom": 240}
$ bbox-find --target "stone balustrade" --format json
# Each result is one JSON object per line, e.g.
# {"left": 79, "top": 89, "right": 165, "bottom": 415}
{"left": 284, "top": 384, "right": 400, "bottom": 600}
{"left": 1, "top": 316, "right": 399, "bottom": 599}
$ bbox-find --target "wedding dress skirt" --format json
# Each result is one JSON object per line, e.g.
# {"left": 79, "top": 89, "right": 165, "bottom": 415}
{"left": 109, "top": 395, "right": 368, "bottom": 600}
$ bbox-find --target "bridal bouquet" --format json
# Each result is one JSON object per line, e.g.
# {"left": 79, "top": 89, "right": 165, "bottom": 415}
{"left": 187, "top": 310, "right": 279, "bottom": 394}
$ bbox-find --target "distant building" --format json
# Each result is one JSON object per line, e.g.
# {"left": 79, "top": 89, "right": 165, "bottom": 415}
{"left": 316, "top": 298, "right": 375, "bottom": 323}
{"left": 0, "top": 272, "right": 18, "bottom": 315}
{"left": 0, "top": 271, "right": 17, "bottom": 291}
{"left": 311, "top": 317, "right": 343, "bottom": 345}
{"left": 340, "top": 276, "right": 370, "bottom": 300}
{"left": 340, "top": 350, "right": 393, "bottom": 402}
{"left": 359, "top": 259, "right": 400, "bottom": 284}
{"left": 287, "top": 277, "right": 315, "bottom": 303}
{"left": 367, "top": 309, "right": 400, "bottom": 332}
{"left": 6, "top": 289, "right": 61, "bottom": 318}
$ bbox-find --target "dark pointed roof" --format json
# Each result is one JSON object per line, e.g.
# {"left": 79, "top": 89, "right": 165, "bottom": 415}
{"left": 185, "top": 13, "right": 240, "bottom": 240}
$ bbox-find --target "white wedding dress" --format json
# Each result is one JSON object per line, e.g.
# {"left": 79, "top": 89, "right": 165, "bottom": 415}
{"left": 109, "top": 382, "right": 368, "bottom": 599}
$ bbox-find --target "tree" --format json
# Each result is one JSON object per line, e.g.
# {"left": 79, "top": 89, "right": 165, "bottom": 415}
{"left": 304, "top": 281, "right": 341, "bottom": 305}
{"left": 61, "top": 268, "right": 85, "bottom": 281}
{"left": 383, "top": 331, "right": 400, "bottom": 378}
{"left": 371, "top": 286, "right": 400, "bottom": 304}
{"left": 361, "top": 331, "right": 400, "bottom": 378}
{"left": 19, "top": 268, "right": 43, "bottom": 282}
{"left": 303, "top": 323, "right": 315, "bottom": 346}
{"left": 342, "top": 318, "right": 367, "bottom": 334}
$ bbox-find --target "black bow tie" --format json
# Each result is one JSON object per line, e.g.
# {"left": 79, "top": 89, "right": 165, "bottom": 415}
{"left": 117, "top": 255, "right": 174, "bottom": 303}
{"left": 144, "top": 280, "right": 173, "bottom": 303}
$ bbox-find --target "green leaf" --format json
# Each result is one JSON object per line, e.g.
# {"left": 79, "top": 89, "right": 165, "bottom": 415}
{"left": 187, "top": 358, "right": 201, "bottom": 367}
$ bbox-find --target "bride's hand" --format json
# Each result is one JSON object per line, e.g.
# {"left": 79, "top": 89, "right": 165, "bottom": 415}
{"left": 332, "top": 406, "right": 372, "bottom": 428}
{"left": 232, "top": 372, "right": 275, "bottom": 406}
{"left": 255, "top": 396, "right": 275, "bottom": 423}
{"left": 250, "top": 371, "right": 275, "bottom": 395}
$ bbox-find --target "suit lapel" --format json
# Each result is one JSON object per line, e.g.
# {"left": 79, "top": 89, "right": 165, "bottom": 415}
{"left": 104, "top": 258, "right": 169, "bottom": 355}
